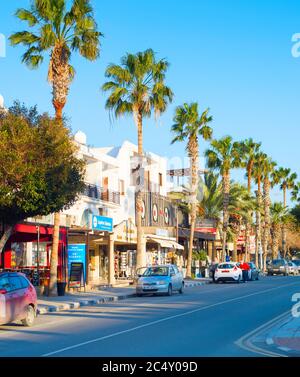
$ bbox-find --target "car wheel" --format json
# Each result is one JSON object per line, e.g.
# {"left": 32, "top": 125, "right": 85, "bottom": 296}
{"left": 179, "top": 283, "right": 184, "bottom": 294}
{"left": 21, "top": 305, "right": 35, "bottom": 327}
{"left": 136, "top": 293, "right": 143, "bottom": 297}
{"left": 167, "top": 284, "right": 172, "bottom": 296}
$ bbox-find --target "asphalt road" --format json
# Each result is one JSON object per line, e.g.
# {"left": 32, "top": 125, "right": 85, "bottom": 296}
{"left": 0, "top": 276, "right": 299, "bottom": 357}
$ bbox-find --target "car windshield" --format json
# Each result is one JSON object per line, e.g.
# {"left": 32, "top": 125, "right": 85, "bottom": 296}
{"left": 288, "top": 262, "right": 294, "bottom": 266}
{"left": 292, "top": 260, "right": 300, "bottom": 266}
{"left": 272, "top": 260, "right": 284, "bottom": 266}
{"left": 0, "top": 276, "right": 10, "bottom": 290}
{"left": 143, "top": 267, "right": 169, "bottom": 277}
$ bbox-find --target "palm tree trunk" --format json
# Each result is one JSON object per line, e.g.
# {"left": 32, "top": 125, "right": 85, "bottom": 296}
{"left": 48, "top": 101, "right": 65, "bottom": 296}
{"left": 232, "top": 234, "right": 238, "bottom": 262}
{"left": 135, "top": 110, "right": 145, "bottom": 269}
{"left": 255, "top": 179, "right": 262, "bottom": 268}
{"left": 186, "top": 136, "right": 199, "bottom": 278}
{"left": 262, "top": 177, "right": 271, "bottom": 271}
{"left": 272, "top": 224, "right": 280, "bottom": 259}
{"left": 222, "top": 172, "right": 230, "bottom": 262}
{"left": 282, "top": 186, "right": 287, "bottom": 257}
{"left": 0, "top": 224, "right": 14, "bottom": 255}
{"left": 245, "top": 163, "right": 253, "bottom": 262}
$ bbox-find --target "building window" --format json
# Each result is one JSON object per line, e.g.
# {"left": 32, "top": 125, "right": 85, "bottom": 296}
{"left": 119, "top": 179, "right": 125, "bottom": 195}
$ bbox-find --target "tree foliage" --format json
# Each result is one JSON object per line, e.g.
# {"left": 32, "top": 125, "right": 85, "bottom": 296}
{"left": 0, "top": 102, "right": 85, "bottom": 227}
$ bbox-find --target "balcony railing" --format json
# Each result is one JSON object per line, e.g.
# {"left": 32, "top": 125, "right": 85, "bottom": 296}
{"left": 83, "top": 183, "right": 120, "bottom": 205}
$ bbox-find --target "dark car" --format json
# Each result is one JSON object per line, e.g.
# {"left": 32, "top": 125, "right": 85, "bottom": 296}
{"left": 248, "top": 262, "right": 260, "bottom": 280}
{"left": 267, "top": 259, "right": 289, "bottom": 276}
{"left": 0, "top": 272, "right": 37, "bottom": 326}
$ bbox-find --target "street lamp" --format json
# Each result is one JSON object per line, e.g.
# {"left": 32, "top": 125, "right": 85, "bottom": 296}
{"left": 36, "top": 225, "right": 40, "bottom": 286}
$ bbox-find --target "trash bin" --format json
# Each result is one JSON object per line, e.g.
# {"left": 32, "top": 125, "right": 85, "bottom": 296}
{"left": 57, "top": 282, "right": 67, "bottom": 296}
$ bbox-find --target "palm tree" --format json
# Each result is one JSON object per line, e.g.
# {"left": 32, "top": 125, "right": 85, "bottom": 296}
{"left": 261, "top": 156, "right": 277, "bottom": 270}
{"left": 205, "top": 136, "right": 240, "bottom": 261}
{"left": 235, "top": 139, "right": 261, "bottom": 261}
{"left": 291, "top": 182, "right": 300, "bottom": 203}
{"left": 199, "top": 174, "right": 255, "bottom": 262}
{"left": 252, "top": 152, "right": 266, "bottom": 268}
{"left": 171, "top": 103, "right": 213, "bottom": 278}
{"left": 270, "top": 202, "right": 290, "bottom": 259}
{"left": 10, "top": 0, "right": 101, "bottom": 295}
{"left": 272, "top": 167, "right": 297, "bottom": 257}
{"left": 102, "top": 49, "right": 173, "bottom": 269}
{"left": 228, "top": 184, "right": 256, "bottom": 262}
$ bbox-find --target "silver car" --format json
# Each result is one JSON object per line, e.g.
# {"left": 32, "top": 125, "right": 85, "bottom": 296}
{"left": 136, "top": 264, "right": 184, "bottom": 296}
{"left": 287, "top": 261, "right": 299, "bottom": 275}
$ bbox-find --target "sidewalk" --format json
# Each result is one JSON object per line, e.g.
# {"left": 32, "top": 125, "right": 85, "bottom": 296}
{"left": 37, "top": 278, "right": 211, "bottom": 315}
{"left": 266, "top": 314, "right": 300, "bottom": 353}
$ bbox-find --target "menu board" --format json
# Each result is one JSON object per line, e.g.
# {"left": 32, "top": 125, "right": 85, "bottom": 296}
{"left": 69, "top": 262, "right": 84, "bottom": 289}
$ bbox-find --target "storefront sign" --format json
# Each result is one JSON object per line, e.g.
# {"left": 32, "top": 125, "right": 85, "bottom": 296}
{"left": 156, "top": 229, "right": 169, "bottom": 238}
{"left": 68, "top": 244, "right": 86, "bottom": 280}
{"left": 91, "top": 215, "right": 113, "bottom": 232}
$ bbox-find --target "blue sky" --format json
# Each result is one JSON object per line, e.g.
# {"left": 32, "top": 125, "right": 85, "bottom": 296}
{"left": 0, "top": 0, "right": 300, "bottom": 205}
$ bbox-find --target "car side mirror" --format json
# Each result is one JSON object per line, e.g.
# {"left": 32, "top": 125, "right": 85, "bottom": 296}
{"left": 170, "top": 272, "right": 175, "bottom": 276}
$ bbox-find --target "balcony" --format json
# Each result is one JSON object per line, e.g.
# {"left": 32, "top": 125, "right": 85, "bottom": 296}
{"left": 83, "top": 183, "right": 120, "bottom": 205}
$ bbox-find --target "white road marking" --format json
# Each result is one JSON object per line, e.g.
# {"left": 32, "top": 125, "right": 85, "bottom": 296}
{"left": 43, "top": 281, "right": 299, "bottom": 356}
{"left": 235, "top": 310, "right": 292, "bottom": 357}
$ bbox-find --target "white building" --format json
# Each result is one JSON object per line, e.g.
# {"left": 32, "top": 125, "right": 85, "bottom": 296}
{"left": 62, "top": 132, "right": 183, "bottom": 286}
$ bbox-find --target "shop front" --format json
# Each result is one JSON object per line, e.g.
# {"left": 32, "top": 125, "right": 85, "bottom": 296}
{"left": 145, "top": 232, "right": 185, "bottom": 267}
{"left": 0, "top": 222, "right": 67, "bottom": 287}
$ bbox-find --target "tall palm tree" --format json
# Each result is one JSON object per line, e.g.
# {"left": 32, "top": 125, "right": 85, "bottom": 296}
{"left": 235, "top": 139, "right": 261, "bottom": 261}
{"left": 102, "top": 49, "right": 173, "bottom": 269}
{"left": 171, "top": 103, "right": 213, "bottom": 278}
{"left": 10, "top": 0, "right": 101, "bottom": 295}
{"left": 261, "top": 156, "right": 277, "bottom": 270}
{"left": 228, "top": 185, "right": 255, "bottom": 262}
{"left": 205, "top": 136, "right": 240, "bottom": 261}
{"left": 270, "top": 202, "right": 290, "bottom": 259}
{"left": 252, "top": 152, "right": 266, "bottom": 268}
{"left": 272, "top": 167, "right": 297, "bottom": 256}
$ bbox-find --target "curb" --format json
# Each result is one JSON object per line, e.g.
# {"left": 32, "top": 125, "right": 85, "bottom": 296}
{"left": 37, "top": 293, "right": 136, "bottom": 315}
{"left": 37, "top": 281, "right": 210, "bottom": 315}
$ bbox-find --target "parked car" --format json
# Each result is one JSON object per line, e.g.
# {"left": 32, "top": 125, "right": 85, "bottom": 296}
{"left": 287, "top": 261, "right": 299, "bottom": 275}
{"left": 136, "top": 265, "right": 184, "bottom": 296}
{"left": 291, "top": 260, "right": 300, "bottom": 274}
{"left": 214, "top": 262, "right": 242, "bottom": 283}
{"left": 267, "top": 259, "right": 289, "bottom": 276}
{"left": 0, "top": 272, "right": 37, "bottom": 326}
{"left": 247, "top": 262, "right": 260, "bottom": 281}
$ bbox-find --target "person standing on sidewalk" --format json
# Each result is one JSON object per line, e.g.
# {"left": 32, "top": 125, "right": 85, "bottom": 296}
{"left": 240, "top": 261, "right": 250, "bottom": 282}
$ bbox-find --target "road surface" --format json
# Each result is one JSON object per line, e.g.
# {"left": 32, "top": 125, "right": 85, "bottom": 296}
{"left": 0, "top": 276, "right": 299, "bottom": 357}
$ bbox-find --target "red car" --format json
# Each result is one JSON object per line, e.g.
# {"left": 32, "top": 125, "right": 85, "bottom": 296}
{"left": 0, "top": 272, "right": 37, "bottom": 326}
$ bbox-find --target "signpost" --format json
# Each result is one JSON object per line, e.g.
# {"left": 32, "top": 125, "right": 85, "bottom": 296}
{"left": 68, "top": 244, "right": 86, "bottom": 282}
{"left": 68, "top": 262, "right": 85, "bottom": 290}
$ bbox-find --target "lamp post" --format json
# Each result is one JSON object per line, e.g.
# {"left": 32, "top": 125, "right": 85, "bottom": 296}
{"left": 36, "top": 225, "right": 40, "bottom": 286}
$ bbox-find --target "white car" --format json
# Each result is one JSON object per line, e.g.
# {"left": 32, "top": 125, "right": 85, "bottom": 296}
{"left": 287, "top": 261, "right": 299, "bottom": 275}
{"left": 214, "top": 262, "right": 242, "bottom": 283}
